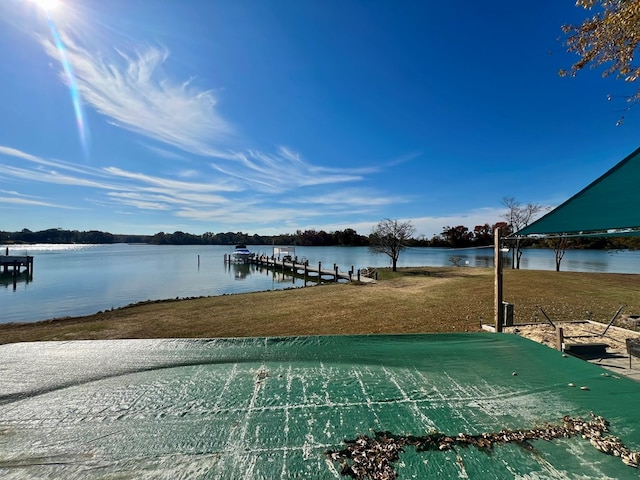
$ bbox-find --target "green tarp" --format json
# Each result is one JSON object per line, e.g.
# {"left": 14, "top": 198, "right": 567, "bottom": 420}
{"left": 516, "top": 146, "right": 640, "bottom": 236}
{"left": 1, "top": 334, "right": 640, "bottom": 479}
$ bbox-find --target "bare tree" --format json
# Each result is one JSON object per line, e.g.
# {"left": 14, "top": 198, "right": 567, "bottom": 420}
{"left": 550, "top": 236, "right": 570, "bottom": 272}
{"left": 369, "top": 219, "right": 415, "bottom": 272}
{"left": 502, "top": 197, "right": 543, "bottom": 269}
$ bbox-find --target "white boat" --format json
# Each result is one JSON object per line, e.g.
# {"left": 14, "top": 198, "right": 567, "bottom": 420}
{"left": 231, "top": 244, "right": 253, "bottom": 262}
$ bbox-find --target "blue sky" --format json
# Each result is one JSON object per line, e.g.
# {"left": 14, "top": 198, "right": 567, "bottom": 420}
{"left": 1, "top": 0, "right": 640, "bottom": 238}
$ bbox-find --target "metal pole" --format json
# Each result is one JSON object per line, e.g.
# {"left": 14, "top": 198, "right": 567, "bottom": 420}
{"left": 494, "top": 227, "right": 504, "bottom": 332}
{"left": 601, "top": 305, "right": 626, "bottom": 336}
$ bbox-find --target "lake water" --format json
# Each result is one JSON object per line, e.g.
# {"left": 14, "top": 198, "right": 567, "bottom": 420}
{"left": 2, "top": 243, "right": 640, "bottom": 324}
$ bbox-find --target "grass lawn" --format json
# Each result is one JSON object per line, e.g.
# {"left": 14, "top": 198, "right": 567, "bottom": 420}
{"left": 1, "top": 267, "right": 639, "bottom": 344}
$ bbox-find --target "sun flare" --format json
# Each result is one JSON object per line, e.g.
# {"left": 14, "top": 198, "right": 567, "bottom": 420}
{"left": 31, "top": 0, "right": 61, "bottom": 13}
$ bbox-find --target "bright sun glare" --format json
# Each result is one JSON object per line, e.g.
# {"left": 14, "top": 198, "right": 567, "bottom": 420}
{"left": 31, "top": 0, "right": 61, "bottom": 13}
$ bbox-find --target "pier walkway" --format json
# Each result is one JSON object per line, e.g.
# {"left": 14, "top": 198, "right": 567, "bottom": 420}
{"left": 244, "top": 255, "right": 376, "bottom": 284}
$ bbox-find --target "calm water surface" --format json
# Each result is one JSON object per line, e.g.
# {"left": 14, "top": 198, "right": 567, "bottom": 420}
{"left": 2, "top": 243, "right": 640, "bottom": 324}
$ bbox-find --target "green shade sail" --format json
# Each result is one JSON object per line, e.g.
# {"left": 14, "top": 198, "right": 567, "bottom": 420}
{"left": 516, "top": 146, "right": 640, "bottom": 237}
{"left": 2, "top": 334, "right": 640, "bottom": 479}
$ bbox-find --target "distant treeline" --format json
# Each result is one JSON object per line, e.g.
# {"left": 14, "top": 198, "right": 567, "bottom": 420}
{"left": 1, "top": 226, "right": 639, "bottom": 250}
{"left": 0, "top": 228, "right": 375, "bottom": 247}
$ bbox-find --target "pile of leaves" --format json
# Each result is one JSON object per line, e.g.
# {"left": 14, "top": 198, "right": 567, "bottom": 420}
{"left": 327, "top": 414, "right": 639, "bottom": 479}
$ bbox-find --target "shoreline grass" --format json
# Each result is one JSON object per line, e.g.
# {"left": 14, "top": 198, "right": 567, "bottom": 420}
{"left": 1, "top": 267, "right": 639, "bottom": 345}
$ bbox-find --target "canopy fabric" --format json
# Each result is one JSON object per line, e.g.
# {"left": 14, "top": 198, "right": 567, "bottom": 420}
{"left": 2, "top": 334, "right": 640, "bottom": 479}
{"left": 516, "top": 146, "right": 640, "bottom": 237}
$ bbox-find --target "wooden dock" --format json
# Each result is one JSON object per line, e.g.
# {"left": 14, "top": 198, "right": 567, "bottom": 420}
{"left": 248, "top": 255, "right": 376, "bottom": 284}
{"left": 1, "top": 255, "right": 34, "bottom": 275}
{"left": 1, "top": 255, "right": 34, "bottom": 290}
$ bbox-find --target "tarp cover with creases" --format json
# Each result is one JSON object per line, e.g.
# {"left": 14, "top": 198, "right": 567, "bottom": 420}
{"left": 1, "top": 334, "right": 640, "bottom": 479}
{"left": 516, "top": 146, "right": 640, "bottom": 236}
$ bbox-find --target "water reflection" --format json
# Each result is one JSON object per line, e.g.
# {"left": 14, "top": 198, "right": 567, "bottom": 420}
{"left": 228, "top": 258, "right": 318, "bottom": 285}
{"left": 270, "top": 271, "right": 297, "bottom": 284}
{"left": 445, "top": 253, "right": 505, "bottom": 268}
{"left": 0, "top": 271, "right": 32, "bottom": 289}
{"left": 472, "top": 255, "right": 496, "bottom": 268}
{"left": 230, "top": 263, "right": 251, "bottom": 280}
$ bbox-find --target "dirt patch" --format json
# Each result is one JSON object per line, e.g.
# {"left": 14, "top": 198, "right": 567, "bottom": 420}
{"left": 505, "top": 320, "right": 640, "bottom": 352}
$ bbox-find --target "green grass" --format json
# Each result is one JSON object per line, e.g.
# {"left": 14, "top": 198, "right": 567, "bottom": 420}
{"left": 1, "top": 267, "right": 638, "bottom": 345}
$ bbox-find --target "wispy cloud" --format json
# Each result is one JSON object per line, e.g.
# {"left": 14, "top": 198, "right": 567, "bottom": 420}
{"left": 42, "top": 33, "right": 235, "bottom": 158}
{"left": 211, "top": 147, "right": 366, "bottom": 193}
{"left": 0, "top": 146, "right": 393, "bottom": 228}
{"left": 292, "top": 188, "right": 410, "bottom": 207}
{"left": 0, "top": 189, "right": 78, "bottom": 209}
{"left": 39, "top": 21, "right": 394, "bottom": 193}
{"left": 385, "top": 151, "right": 423, "bottom": 167}
{"left": 0, "top": 197, "right": 71, "bottom": 207}
{"left": 1, "top": 164, "right": 117, "bottom": 189}
{"left": 0, "top": 146, "right": 233, "bottom": 208}
{"left": 142, "top": 144, "right": 191, "bottom": 162}
{"left": 102, "top": 167, "right": 240, "bottom": 193}
{"left": 104, "top": 192, "right": 173, "bottom": 211}
{"left": 0, "top": 146, "right": 95, "bottom": 176}
{"left": 10, "top": 12, "right": 426, "bottom": 232}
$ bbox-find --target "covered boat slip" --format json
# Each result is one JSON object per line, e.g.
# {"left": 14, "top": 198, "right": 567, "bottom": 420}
{"left": 2, "top": 334, "right": 640, "bottom": 479}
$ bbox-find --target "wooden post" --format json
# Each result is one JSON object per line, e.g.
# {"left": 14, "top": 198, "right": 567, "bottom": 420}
{"left": 334, "top": 265, "right": 338, "bottom": 282}
{"left": 556, "top": 327, "right": 564, "bottom": 351}
{"left": 304, "top": 264, "right": 308, "bottom": 286}
{"left": 197, "top": 254, "right": 200, "bottom": 268}
{"left": 12, "top": 260, "right": 18, "bottom": 290}
{"left": 357, "top": 269, "right": 361, "bottom": 282}
{"left": 494, "top": 227, "right": 504, "bottom": 332}
{"left": 318, "top": 262, "right": 322, "bottom": 284}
